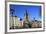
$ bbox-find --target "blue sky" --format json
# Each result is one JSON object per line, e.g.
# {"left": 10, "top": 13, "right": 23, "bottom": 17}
{"left": 10, "top": 4, "right": 42, "bottom": 21}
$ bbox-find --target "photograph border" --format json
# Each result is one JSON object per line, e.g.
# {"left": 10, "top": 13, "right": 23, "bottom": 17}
{"left": 5, "top": 1, "right": 45, "bottom": 33}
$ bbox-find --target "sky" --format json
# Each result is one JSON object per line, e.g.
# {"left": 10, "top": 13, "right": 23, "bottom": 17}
{"left": 10, "top": 4, "right": 42, "bottom": 21}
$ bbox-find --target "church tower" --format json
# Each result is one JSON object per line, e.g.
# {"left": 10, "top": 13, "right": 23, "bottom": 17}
{"left": 23, "top": 10, "right": 31, "bottom": 28}
{"left": 24, "top": 10, "right": 29, "bottom": 21}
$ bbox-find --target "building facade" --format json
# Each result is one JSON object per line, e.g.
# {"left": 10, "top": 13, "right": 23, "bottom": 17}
{"left": 31, "top": 20, "right": 42, "bottom": 28}
{"left": 9, "top": 16, "right": 24, "bottom": 29}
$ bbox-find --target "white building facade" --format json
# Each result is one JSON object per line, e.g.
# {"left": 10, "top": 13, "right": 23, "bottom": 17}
{"left": 9, "top": 16, "right": 20, "bottom": 29}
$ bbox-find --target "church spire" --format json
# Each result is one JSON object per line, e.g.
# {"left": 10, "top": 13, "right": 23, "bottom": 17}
{"left": 24, "top": 9, "right": 28, "bottom": 16}
{"left": 24, "top": 9, "right": 29, "bottom": 20}
{"left": 25, "top": 10, "right": 28, "bottom": 19}
{"left": 26, "top": 10, "right": 28, "bottom": 16}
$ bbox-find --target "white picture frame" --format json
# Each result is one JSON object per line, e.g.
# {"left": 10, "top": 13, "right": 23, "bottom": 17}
{"left": 7, "top": 1, "right": 45, "bottom": 33}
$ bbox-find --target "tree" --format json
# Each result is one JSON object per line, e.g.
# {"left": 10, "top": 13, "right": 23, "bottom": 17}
{"left": 10, "top": 8, "right": 15, "bottom": 16}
